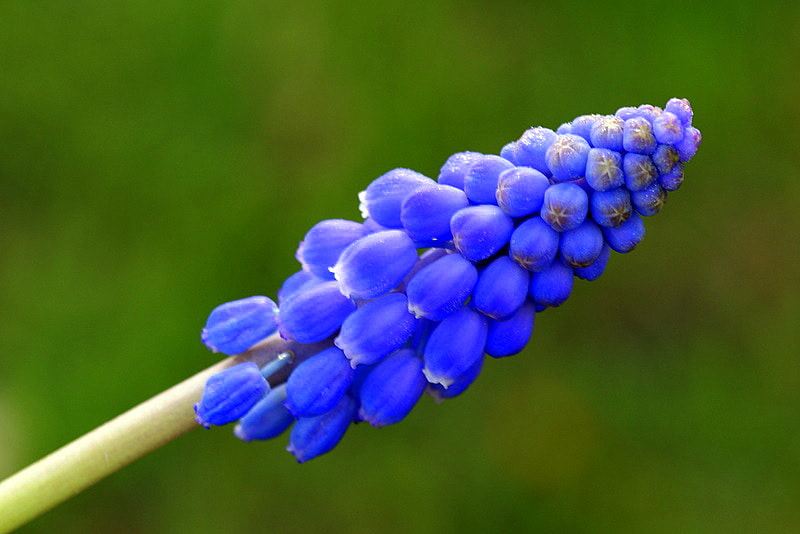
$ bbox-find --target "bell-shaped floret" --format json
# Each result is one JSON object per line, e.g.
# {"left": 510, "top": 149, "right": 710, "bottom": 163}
{"left": 658, "top": 163, "right": 684, "bottom": 191}
{"left": 509, "top": 216, "right": 560, "bottom": 272}
{"left": 541, "top": 183, "right": 588, "bottom": 232}
{"left": 585, "top": 148, "right": 624, "bottom": 192}
{"left": 570, "top": 114, "right": 602, "bottom": 142}
{"left": 428, "top": 356, "right": 484, "bottom": 401}
{"left": 560, "top": 219, "right": 604, "bottom": 268}
{"left": 500, "top": 142, "right": 520, "bottom": 165}
{"left": 332, "top": 230, "right": 418, "bottom": 300}
{"left": 515, "top": 127, "right": 556, "bottom": 176}
{"left": 234, "top": 384, "right": 294, "bottom": 441}
{"left": 335, "top": 292, "right": 418, "bottom": 367}
{"left": 675, "top": 127, "right": 701, "bottom": 162}
{"left": 358, "top": 349, "right": 428, "bottom": 427}
{"left": 285, "top": 347, "right": 355, "bottom": 418}
{"left": 664, "top": 98, "right": 693, "bottom": 127}
{"left": 590, "top": 188, "right": 632, "bottom": 228}
{"left": 296, "top": 220, "right": 368, "bottom": 279}
{"left": 623, "top": 153, "right": 658, "bottom": 192}
{"left": 194, "top": 362, "right": 268, "bottom": 428}
{"left": 278, "top": 271, "right": 324, "bottom": 306}
{"left": 652, "top": 144, "right": 680, "bottom": 175}
{"left": 472, "top": 256, "right": 530, "bottom": 319}
{"left": 528, "top": 259, "right": 574, "bottom": 307}
{"left": 437, "top": 151, "right": 483, "bottom": 189}
{"left": 573, "top": 244, "right": 610, "bottom": 281}
{"left": 406, "top": 252, "right": 478, "bottom": 321}
{"left": 652, "top": 111, "right": 684, "bottom": 145}
{"left": 278, "top": 281, "right": 356, "bottom": 343}
{"left": 496, "top": 166, "right": 549, "bottom": 217}
{"left": 589, "top": 116, "right": 624, "bottom": 151}
{"left": 631, "top": 182, "right": 667, "bottom": 216}
{"left": 422, "top": 307, "right": 488, "bottom": 388}
{"left": 451, "top": 205, "right": 515, "bottom": 262}
{"left": 622, "top": 117, "right": 657, "bottom": 154}
{"left": 358, "top": 168, "right": 435, "bottom": 228}
{"left": 546, "top": 134, "right": 591, "bottom": 182}
{"left": 400, "top": 184, "right": 468, "bottom": 242}
{"left": 603, "top": 212, "right": 646, "bottom": 253}
{"left": 485, "top": 300, "right": 536, "bottom": 358}
{"left": 201, "top": 296, "right": 279, "bottom": 355}
{"left": 287, "top": 394, "right": 357, "bottom": 463}
{"left": 463, "top": 155, "right": 515, "bottom": 205}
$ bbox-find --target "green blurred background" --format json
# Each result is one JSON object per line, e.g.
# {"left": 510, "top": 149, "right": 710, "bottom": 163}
{"left": 1, "top": 1, "right": 799, "bottom": 532}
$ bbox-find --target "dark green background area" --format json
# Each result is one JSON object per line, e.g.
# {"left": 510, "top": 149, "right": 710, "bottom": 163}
{"left": 1, "top": 1, "right": 798, "bottom": 532}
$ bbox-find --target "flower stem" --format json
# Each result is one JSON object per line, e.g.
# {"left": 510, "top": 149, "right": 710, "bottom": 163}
{"left": 0, "top": 333, "right": 325, "bottom": 533}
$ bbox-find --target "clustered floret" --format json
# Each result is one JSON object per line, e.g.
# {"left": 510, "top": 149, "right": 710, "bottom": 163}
{"left": 195, "top": 98, "right": 701, "bottom": 462}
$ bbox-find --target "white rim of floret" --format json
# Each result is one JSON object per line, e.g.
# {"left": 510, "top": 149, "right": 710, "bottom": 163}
{"left": 357, "top": 190, "right": 369, "bottom": 219}
{"left": 421, "top": 367, "right": 455, "bottom": 389}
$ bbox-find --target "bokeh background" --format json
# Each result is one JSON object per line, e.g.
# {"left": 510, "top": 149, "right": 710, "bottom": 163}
{"left": 1, "top": 1, "right": 799, "bottom": 532}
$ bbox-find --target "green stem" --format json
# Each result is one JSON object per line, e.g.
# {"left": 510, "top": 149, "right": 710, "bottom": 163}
{"left": 0, "top": 333, "right": 325, "bottom": 533}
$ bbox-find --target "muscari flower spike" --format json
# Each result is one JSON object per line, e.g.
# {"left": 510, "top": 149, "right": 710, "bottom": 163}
{"left": 197, "top": 98, "right": 701, "bottom": 463}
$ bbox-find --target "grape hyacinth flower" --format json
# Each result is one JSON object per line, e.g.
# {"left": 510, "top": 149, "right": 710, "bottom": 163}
{"left": 192, "top": 97, "right": 701, "bottom": 464}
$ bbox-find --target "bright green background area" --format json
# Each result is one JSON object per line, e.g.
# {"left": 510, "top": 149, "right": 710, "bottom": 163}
{"left": 1, "top": 1, "right": 799, "bottom": 532}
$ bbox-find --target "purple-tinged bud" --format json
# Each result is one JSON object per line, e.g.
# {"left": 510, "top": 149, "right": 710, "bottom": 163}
{"left": 400, "top": 184, "right": 468, "bottom": 242}
{"left": 529, "top": 259, "right": 574, "bottom": 307}
{"left": 589, "top": 116, "right": 624, "bottom": 151}
{"left": 636, "top": 104, "right": 663, "bottom": 123}
{"left": 496, "top": 167, "right": 549, "bottom": 217}
{"left": 332, "top": 230, "right": 418, "bottom": 300}
{"left": 509, "top": 216, "right": 560, "bottom": 272}
{"left": 278, "top": 271, "right": 323, "bottom": 306}
{"left": 358, "top": 349, "right": 427, "bottom": 427}
{"left": 194, "top": 362, "right": 268, "bottom": 428}
{"left": 359, "top": 168, "right": 435, "bottom": 228}
{"left": 573, "top": 244, "right": 610, "bottom": 281}
{"left": 541, "top": 183, "right": 588, "bottom": 232}
{"left": 623, "top": 153, "right": 658, "bottom": 192}
{"left": 631, "top": 182, "right": 667, "bottom": 216}
{"left": 570, "top": 114, "right": 603, "bottom": 142}
{"left": 623, "top": 117, "right": 657, "bottom": 154}
{"left": 406, "top": 252, "right": 478, "bottom": 321}
{"left": 546, "top": 134, "right": 591, "bottom": 182}
{"left": 652, "top": 111, "right": 684, "bottom": 145}
{"left": 287, "top": 394, "right": 357, "bottom": 463}
{"left": 201, "top": 296, "right": 279, "bottom": 355}
{"left": 560, "top": 219, "right": 604, "bottom": 268}
{"left": 665, "top": 97, "right": 693, "bottom": 127}
{"left": 285, "top": 347, "right": 355, "bottom": 418}
{"left": 463, "top": 155, "right": 515, "bottom": 205}
{"left": 590, "top": 188, "right": 632, "bottom": 228}
{"left": 585, "top": 148, "right": 624, "bottom": 192}
{"left": 278, "top": 281, "right": 356, "bottom": 343}
{"left": 472, "top": 256, "right": 530, "bottom": 319}
{"left": 652, "top": 144, "right": 680, "bottom": 175}
{"left": 603, "top": 212, "right": 646, "bottom": 253}
{"left": 438, "top": 151, "right": 483, "bottom": 189}
{"left": 556, "top": 122, "right": 573, "bottom": 134}
{"left": 675, "top": 126, "right": 702, "bottom": 162}
{"left": 500, "top": 142, "right": 520, "bottom": 165}
{"left": 235, "top": 384, "right": 294, "bottom": 441}
{"left": 335, "top": 292, "right": 418, "bottom": 367}
{"left": 615, "top": 106, "right": 639, "bottom": 121}
{"left": 428, "top": 357, "right": 483, "bottom": 401}
{"left": 451, "top": 205, "right": 514, "bottom": 262}
{"left": 658, "top": 162, "right": 684, "bottom": 191}
{"left": 296, "top": 220, "right": 368, "bottom": 280}
{"left": 485, "top": 300, "right": 536, "bottom": 358}
{"left": 516, "top": 127, "right": 557, "bottom": 176}
{"left": 423, "top": 307, "right": 488, "bottom": 388}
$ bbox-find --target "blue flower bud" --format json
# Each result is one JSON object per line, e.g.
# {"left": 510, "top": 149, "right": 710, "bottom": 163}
{"left": 499, "top": 142, "right": 520, "bottom": 165}
{"left": 585, "top": 148, "right": 624, "bottom": 192}
{"left": 473, "top": 256, "right": 530, "bottom": 319}
{"left": 658, "top": 162, "right": 684, "bottom": 191}
{"left": 652, "top": 111, "right": 684, "bottom": 145}
{"left": 573, "top": 243, "right": 610, "bottom": 281}
{"left": 589, "top": 115, "right": 624, "bottom": 151}
{"left": 665, "top": 97, "right": 693, "bottom": 127}
{"left": 451, "top": 205, "right": 515, "bottom": 262}
{"left": 515, "top": 127, "right": 556, "bottom": 176}
{"left": 623, "top": 153, "right": 658, "bottom": 192}
{"left": 287, "top": 394, "right": 357, "bottom": 463}
{"left": 603, "top": 212, "right": 646, "bottom": 253}
{"left": 295, "top": 219, "right": 368, "bottom": 280}
{"left": 675, "top": 126, "right": 701, "bottom": 162}
{"left": 234, "top": 384, "right": 294, "bottom": 441}
{"left": 423, "top": 307, "right": 488, "bottom": 388}
{"left": 509, "top": 216, "right": 560, "bottom": 272}
{"left": 589, "top": 188, "right": 632, "bottom": 228}
{"left": 400, "top": 184, "right": 469, "bottom": 242}
{"left": 406, "top": 252, "right": 478, "bottom": 321}
{"left": 428, "top": 357, "right": 483, "bottom": 401}
{"left": 496, "top": 166, "right": 549, "bottom": 217}
{"left": 529, "top": 259, "right": 574, "bottom": 307}
{"left": 541, "top": 182, "right": 588, "bottom": 232}
{"left": 560, "top": 219, "right": 604, "bottom": 267}
{"left": 485, "top": 300, "right": 536, "bottom": 358}
{"left": 332, "top": 230, "right": 418, "bottom": 300}
{"left": 652, "top": 144, "right": 679, "bottom": 175}
{"left": 201, "top": 296, "right": 279, "bottom": 355}
{"left": 335, "top": 292, "right": 418, "bottom": 367}
{"left": 622, "top": 117, "right": 657, "bottom": 154}
{"left": 545, "top": 134, "right": 591, "bottom": 182}
{"left": 636, "top": 104, "right": 663, "bottom": 124}
{"left": 631, "top": 182, "right": 667, "bottom": 216}
{"left": 358, "top": 349, "right": 427, "bottom": 427}
{"left": 397, "top": 248, "right": 449, "bottom": 292}
{"left": 359, "top": 168, "right": 435, "bottom": 228}
{"left": 194, "top": 362, "right": 268, "bottom": 428}
{"left": 285, "top": 347, "right": 355, "bottom": 418}
{"left": 438, "top": 151, "right": 483, "bottom": 189}
{"left": 556, "top": 122, "right": 573, "bottom": 134}
{"left": 615, "top": 106, "right": 638, "bottom": 121}
{"left": 278, "top": 281, "right": 356, "bottom": 343}
{"left": 278, "top": 271, "right": 323, "bottom": 306}
{"left": 463, "top": 154, "right": 515, "bottom": 205}
{"left": 570, "top": 114, "right": 602, "bottom": 142}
